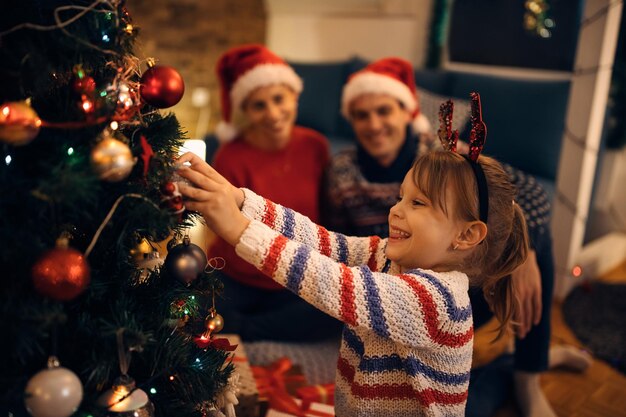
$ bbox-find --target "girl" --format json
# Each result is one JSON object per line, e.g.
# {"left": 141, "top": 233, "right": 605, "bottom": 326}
{"left": 175, "top": 148, "right": 528, "bottom": 417}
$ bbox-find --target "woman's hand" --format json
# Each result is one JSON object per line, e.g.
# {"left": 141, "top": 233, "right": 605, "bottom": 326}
{"left": 511, "top": 250, "right": 542, "bottom": 339}
{"left": 175, "top": 152, "right": 249, "bottom": 246}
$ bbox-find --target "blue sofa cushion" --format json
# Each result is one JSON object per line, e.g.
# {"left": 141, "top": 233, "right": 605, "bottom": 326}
{"left": 414, "top": 69, "right": 450, "bottom": 95}
{"left": 290, "top": 61, "right": 352, "bottom": 137}
{"left": 447, "top": 71, "right": 570, "bottom": 181}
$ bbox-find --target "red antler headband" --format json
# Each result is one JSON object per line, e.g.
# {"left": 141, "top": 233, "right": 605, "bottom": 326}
{"left": 438, "top": 92, "right": 489, "bottom": 223}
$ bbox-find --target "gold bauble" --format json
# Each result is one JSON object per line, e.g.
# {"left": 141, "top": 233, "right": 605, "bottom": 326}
{"left": 130, "top": 239, "right": 154, "bottom": 263}
{"left": 91, "top": 133, "right": 136, "bottom": 182}
{"left": 0, "top": 101, "right": 42, "bottom": 145}
{"left": 205, "top": 312, "right": 224, "bottom": 334}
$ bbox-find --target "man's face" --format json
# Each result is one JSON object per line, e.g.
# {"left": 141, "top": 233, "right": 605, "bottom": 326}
{"left": 349, "top": 94, "right": 412, "bottom": 167}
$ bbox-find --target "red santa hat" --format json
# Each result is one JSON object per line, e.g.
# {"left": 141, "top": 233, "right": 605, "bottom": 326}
{"left": 340, "top": 57, "right": 431, "bottom": 134}
{"left": 215, "top": 44, "right": 303, "bottom": 141}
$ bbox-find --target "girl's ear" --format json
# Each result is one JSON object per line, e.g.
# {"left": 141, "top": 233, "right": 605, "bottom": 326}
{"left": 455, "top": 221, "right": 487, "bottom": 250}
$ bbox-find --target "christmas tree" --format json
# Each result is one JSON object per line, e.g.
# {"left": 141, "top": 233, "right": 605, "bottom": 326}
{"left": 0, "top": 1, "right": 234, "bottom": 416}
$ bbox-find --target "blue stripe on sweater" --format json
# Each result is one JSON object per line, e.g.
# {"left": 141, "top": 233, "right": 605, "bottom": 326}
{"left": 412, "top": 269, "right": 472, "bottom": 322}
{"left": 343, "top": 328, "right": 469, "bottom": 385}
{"left": 286, "top": 245, "right": 310, "bottom": 293}
{"left": 343, "top": 327, "right": 365, "bottom": 356}
{"left": 361, "top": 355, "right": 470, "bottom": 385}
{"left": 282, "top": 208, "right": 296, "bottom": 239}
{"left": 336, "top": 233, "right": 348, "bottom": 264}
{"left": 358, "top": 266, "right": 389, "bottom": 338}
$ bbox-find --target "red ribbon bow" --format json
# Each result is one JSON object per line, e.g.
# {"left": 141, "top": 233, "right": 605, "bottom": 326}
{"left": 251, "top": 357, "right": 308, "bottom": 417}
{"left": 193, "top": 335, "right": 238, "bottom": 351}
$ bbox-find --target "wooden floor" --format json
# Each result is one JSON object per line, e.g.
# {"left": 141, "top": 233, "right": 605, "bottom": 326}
{"left": 473, "top": 260, "right": 626, "bottom": 417}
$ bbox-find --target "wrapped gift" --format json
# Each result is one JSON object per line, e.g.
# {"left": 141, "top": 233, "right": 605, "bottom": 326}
{"left": 295, "top": 383, "right": 334, "bottom": 406}
{"left": 251, "top": 357, "right": 307, "bottom": 417}
{"left": 221, "top": 334, "right": 260, "bottom": 417}
{"left": 265, "top": 398, "right": 335, "bottom": 417}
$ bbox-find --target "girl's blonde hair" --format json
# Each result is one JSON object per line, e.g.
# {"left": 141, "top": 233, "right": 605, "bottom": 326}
{"left": 412, "top": 151, "right": 529, "bottom": 339}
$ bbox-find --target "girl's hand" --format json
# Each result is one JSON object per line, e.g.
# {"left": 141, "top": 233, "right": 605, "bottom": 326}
{"left": 175, "top": 152, "right": 249, "bottom": 246}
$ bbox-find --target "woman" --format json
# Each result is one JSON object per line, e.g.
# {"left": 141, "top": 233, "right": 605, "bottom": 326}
{"left": 209, "top": 44, "right": 341, "bottom": 341}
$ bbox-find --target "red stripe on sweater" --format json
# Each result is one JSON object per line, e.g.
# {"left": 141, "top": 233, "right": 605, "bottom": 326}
{"left": 262, "top": 199, "right": 277, "bottom": 228}
{"left": 397, "top": 274, "right": 473, "bottom": 347}
{"left": 337, "top": 357, "right": 467, "bottom": 406}
{"left": 317, "top": 226, "right": 332, "bottom": 257}
{"left": 339, "top": 264, "right": 358, "bottom": 326}
{"left": 260, "top": 235, "right": 289, "bottom": 277}
{"left": 366, "top": 236, "right": 381, "bottom": 271}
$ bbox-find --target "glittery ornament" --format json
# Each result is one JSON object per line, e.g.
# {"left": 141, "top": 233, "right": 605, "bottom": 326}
{"left": 90, "top": 131, "right": 136, "bottom": 182}
{"left": 468, "top": 92, "right": 487, "bottom": 162}
{"left": 160, "top": 181, "right": 177, "bottom": 196}
{"left": 160, "top": 182, "right": 185, "bottom": 215}
{"left": 32, "top": 237, "right": 90, "bottom": 301}
{"left": 140, "top": 65, "right": 184, "bottom": 108}
{"left": 0, "top": 101, "right": 42, "bottom": 145}
{"left": 24, "top": 356, "right": 83, "bottom": 417}
{"left": 164, "top": 236, "right": 207, "bottom": 285}
{"left": 437, "top": 100, "right": 458, "bottom": 152}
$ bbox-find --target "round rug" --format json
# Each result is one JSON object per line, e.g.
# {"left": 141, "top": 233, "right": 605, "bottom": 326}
{"left": 562, "top": 282, "right": 626, "bottom": 374}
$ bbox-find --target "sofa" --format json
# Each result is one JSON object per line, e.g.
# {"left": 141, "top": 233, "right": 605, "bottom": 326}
{"left": 287, "top": 57, "right": 571, "bottom": 199}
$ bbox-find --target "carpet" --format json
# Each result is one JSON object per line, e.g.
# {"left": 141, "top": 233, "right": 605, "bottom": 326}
{"left": 562, "top": 282, "right": 626, "bottom": 375}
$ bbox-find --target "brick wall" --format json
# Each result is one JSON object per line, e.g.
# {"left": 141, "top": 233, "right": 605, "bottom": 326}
{"left": 127, "top": 0, "right": 266, "bottom": 139}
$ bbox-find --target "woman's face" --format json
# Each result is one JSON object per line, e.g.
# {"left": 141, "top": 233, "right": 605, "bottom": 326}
{"left": 241, "top": 84, "right": 298, "bottom": 147}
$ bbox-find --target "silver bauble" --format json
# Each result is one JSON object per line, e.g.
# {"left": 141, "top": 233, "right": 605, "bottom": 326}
{"left": 24, "top": 356, "right": 83, "bottom": 417}
{"left": 164, "top": 236, "right": 207, "bottom": 286}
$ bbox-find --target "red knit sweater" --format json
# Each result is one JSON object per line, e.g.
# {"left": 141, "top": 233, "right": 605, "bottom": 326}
{"left": 209, "top": 125, "right": 330, "bottom": 289}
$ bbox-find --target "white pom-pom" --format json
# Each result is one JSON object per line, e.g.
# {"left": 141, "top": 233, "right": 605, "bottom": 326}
{"left": 412, "top": 113, "right": 432, "bottom": 135}
{"left": 215, "top": 121, "right": 239, "bottom": 143}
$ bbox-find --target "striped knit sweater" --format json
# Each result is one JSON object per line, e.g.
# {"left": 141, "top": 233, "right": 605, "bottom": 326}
{"left": 235, "top": 188, "right": 473, "bottom": 417}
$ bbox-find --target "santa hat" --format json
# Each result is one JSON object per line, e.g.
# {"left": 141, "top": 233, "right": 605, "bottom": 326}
{"left": 215, "top": 44, "right": 303, "bottom": 141}
{"left": 341, "top": 57, "right": 431, "bottom": 135}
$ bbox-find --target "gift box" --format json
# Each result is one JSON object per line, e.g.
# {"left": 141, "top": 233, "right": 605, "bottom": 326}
{"left": 265, "top": 398, "right": 335, "bottom": 417}
{"left": 295, "top": 383, "right": 334, "bottom": 406}
{"left": 221, "top": 334, "right": 260, "bottom": 417}
{"left": 251, "top": 357, "right": 308, "bottom": 417}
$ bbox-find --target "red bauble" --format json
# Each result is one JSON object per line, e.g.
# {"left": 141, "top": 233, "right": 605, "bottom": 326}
{"left": 72, "top": 76, "right": 96, "bottom": 94}
{"left": 160, "top": 181, "right": 176, "bottom": 196}
{"left": 140, "top": 65, "right": 184, "bottom": 108}
{"left": 32, "top": 246, "right": 90, "bottom": 301}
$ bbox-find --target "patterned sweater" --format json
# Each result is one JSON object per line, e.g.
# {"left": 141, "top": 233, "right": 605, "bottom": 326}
{"left": 325, "top": 146, "right": 551, "bottom": 246}
{"left": 236, "top": 188, "right": 473, "bottom": 417}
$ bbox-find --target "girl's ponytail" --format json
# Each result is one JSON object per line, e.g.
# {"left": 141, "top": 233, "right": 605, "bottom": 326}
{"left": 484, "top": 203, "right": 529, "bottom": 340}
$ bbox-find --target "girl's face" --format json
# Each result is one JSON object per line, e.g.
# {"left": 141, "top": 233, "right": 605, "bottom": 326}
{"left": 242, "top": 84, "right": 298, "bottom": 147}
{"left": 386, "top": 168, "right": 464, "bottom": 272}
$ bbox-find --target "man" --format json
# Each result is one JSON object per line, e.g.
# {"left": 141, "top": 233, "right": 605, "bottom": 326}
{"left": 324, "top": 57, "right": 590, "bottom": 417}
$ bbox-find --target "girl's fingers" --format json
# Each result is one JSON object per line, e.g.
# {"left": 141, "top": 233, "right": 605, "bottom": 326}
{"left": 177, "top": 182, "right": 212, "bottom": 201}
{"left": 176, "top": 166, "right": 220, "bottom": 191}
{"left": 176, "top": 152, "right": 223, "bottom": 181}
{"left": 182, "top": 200, "right": 202, "bottom": 213}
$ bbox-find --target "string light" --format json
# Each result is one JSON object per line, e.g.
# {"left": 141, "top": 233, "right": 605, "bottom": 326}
{"left": 572, "top": 265, "right": 583, "bottom": 278}
{"left": 5, "top": 155, "right": 11, "bottom": 165}
{"left": 149, "top": 387, "right": 157, "bottom": 394}
{"left": 67, "top": 147, "right": 74, "bottom": 155}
